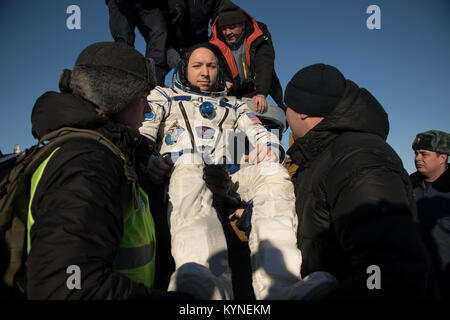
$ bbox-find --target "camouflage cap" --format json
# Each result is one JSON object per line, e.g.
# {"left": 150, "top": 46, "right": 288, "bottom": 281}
{"left": 412, "top": 130, "right": 450, "bottom": 155}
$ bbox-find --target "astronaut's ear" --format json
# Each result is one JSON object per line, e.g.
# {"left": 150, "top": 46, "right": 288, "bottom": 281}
{"left": 58, "top": 68, "right": 72, "bottom": 93}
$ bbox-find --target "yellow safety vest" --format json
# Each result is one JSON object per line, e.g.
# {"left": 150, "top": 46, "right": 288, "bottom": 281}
{"left": 27, "top": 148, "right": 156, "bottom": 288}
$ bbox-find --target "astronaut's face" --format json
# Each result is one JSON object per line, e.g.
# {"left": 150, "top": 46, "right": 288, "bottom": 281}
{"left": 187, "top": 47, "right": 219, "bottom": 91}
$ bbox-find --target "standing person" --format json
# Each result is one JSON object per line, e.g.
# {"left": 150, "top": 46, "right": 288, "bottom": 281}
{"left": 284, "top": 63, "right": 435, "bottom": 299}
{"left": 106, "top": 0, "right": 169, "bottom": 86}
{"left": 25, "top": 42, "right": 188, "bottom": 299}
{"left": 411, "top": 130, "right": 450, "bottom": 299}
{"left": 140, "top": 43, "right": 336, "bottom": 300}
{"left": 167, "top": 0, "right": 222, "bottom": 58}
{"left": 209, "top": 0, "right": 284, "bottom": 114}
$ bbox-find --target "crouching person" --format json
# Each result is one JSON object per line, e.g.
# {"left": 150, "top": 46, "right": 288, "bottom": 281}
{"left": 284, "top": 63, "right": 437, "bottom": 299}
{"left": 26, "top": 42, "right": 190, "bottom": 299}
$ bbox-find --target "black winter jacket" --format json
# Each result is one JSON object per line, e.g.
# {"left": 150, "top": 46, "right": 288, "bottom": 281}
{"left": 167, "top": 0, "right": 221, "bottom": 52}
{"left": 105, "top": 0, "right": 167, "bottom": 10}
{"left": 410, "top": 169, "right": 450, "bottom": 299}
{"left": 26, "top": 91, "right": 168, "bottom": 299}
{"left": 287, "top": 80, "right": 435, "bottom": 299}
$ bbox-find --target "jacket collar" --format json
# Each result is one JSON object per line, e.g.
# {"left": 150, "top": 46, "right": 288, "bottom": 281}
{"left": 228, "top": 33, "right": 245, "bottom": 50}
{"left": 410, "top": 168, "right": 450, "bottom": 192}
{"left": 97, "top": 121, "right": 141, "bottom": 163}
{"left": 31, "top": 91, "right": 140, "bottom": 161}
{"left": 287, "top": 130, "right": 339, "bottom": 168}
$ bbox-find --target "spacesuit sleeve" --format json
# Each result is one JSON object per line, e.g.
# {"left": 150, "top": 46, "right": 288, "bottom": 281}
{"left": 234, "top": 101, "right": 280, "bottom": 149}
{"left": 139, "top": 87, "right": 167, "bottom": 143}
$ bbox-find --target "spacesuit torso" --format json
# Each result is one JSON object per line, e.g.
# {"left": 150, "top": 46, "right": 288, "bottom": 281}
{"left": 140, "top": 85, "right": 279, "bottom": 165}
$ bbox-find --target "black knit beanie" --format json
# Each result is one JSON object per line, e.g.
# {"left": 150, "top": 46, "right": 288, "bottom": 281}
{"left": 284, "top": 64, "right": 346, "bottom": 117}
{"left": 59, "top": 42, "right": 156, "bottom": 114}
{"left": 217, "top": 0, "right": 246, "bottom": 27}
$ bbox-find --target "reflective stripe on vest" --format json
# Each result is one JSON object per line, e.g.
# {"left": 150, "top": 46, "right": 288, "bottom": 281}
{"left": 27, "top": 148, "right": 156, "bottom": 288}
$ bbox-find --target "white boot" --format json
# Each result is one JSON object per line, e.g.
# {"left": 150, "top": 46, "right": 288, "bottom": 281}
{"left": 287, "top": 271, "right": 339, "bottom": 300}
{"left": 168, "top": 262, "right": 234, "bottom": 300}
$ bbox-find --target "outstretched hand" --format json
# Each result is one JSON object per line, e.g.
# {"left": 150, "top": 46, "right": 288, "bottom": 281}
{"left": 245, "top": 143, "right": 278, "bottom": 164}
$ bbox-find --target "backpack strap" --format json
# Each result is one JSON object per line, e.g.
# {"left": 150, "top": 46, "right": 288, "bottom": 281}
{"left": 3, "top": 216, "right": 26, "bottom": 292}
{"left": 30, "top": 127, "right": 140, "bottom": 207}
{"left": 1, "top": 127, "right": 141, "bottom": 293}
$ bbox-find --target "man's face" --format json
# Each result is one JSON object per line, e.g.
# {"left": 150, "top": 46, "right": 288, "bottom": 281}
{"left": 186, "top": 47, "right": 219, "bottom": 91}
{"left": 414, "top": 149, "right": 445, "bottom": 178}
{"left": 115, "top": 92, "right": 152, "bottom": 130}
{"left": 221, "top": 22, "right": 245, "bottom": 44}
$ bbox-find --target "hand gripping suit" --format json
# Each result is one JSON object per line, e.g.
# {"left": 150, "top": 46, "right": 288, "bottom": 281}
{"left": 140, "top": 83, "right": 304, "bottom": 299}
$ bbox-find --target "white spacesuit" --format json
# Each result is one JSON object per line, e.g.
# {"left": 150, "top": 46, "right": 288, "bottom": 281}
{"left": 140, "top": 59, "right": 335, "bottom": 300}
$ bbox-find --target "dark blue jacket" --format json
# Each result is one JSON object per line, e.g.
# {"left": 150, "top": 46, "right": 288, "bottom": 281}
{"left": 411, "top": 168, "right": 450, "bottom": 299}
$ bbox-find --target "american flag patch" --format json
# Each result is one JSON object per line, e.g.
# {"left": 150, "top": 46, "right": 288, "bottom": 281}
{"left": 246, "top": 112, "right": 262, "bottom": 124}
{"left": 196, "top": 126, "right": 216, "bottom": 139}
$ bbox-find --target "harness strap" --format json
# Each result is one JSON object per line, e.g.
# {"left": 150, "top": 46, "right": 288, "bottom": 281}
{"left": 178, "top": 102, "right": 196, "bottom": 152}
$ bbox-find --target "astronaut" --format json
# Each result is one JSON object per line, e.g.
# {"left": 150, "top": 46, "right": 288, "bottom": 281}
{"left": 140, "top": 43, "right": 336, "bottom": 300}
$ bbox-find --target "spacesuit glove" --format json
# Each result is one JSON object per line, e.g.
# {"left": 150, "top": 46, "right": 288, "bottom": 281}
{"left": 212, "top": 193, "right": 246, "bottom": 222}
{"left": 203, "top": 164, "right": 231, "bottom": 196}
{"left": 203, "top": 164, "right": 247, "bottom": 219}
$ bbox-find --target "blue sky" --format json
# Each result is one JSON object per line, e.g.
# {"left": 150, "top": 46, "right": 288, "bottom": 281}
{"left": 0, "top": 0, "right": 449, "bottom": 173}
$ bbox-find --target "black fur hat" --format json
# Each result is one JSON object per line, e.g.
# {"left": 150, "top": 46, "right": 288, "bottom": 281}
{"left": 412, "top": 130, "right": 450, "bottom": 155}
{"left": 59, "top": 42, "right": 156, "bottom": 114}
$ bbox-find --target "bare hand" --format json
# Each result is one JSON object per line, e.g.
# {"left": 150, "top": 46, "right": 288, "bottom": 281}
{"left": 147, "top": 155, "right": 174, "bottom": 184}
{"left": 244, "top": 143, "right": 278, "bottom": 164}
{"left": 226, "top": 81, "right": 233, "bottom": 91}
{"left": 253, "top": 94, "right": 267, "bottom": 113}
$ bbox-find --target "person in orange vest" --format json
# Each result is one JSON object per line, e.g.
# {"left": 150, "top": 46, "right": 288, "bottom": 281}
{"left": 210, "top": 0, "right": 284, "bottom": 115}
